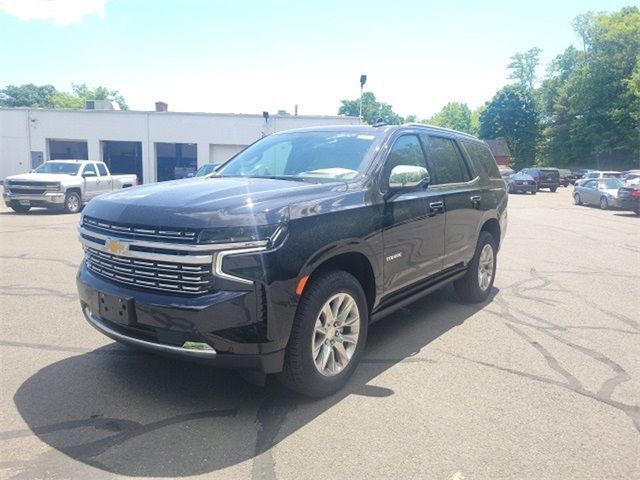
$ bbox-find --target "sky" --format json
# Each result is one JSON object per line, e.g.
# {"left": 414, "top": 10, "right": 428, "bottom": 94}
{"left": 0, "top": 0, "right": 634, "bottom": 119}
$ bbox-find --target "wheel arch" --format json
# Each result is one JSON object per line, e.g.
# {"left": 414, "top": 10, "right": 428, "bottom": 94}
{"left": 480, "top": 217, "right": 501, "bottom": 250}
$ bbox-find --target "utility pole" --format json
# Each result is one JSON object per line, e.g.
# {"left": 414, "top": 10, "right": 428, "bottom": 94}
{"left": 359, "top": 74, "right": 367, "bottom": 120}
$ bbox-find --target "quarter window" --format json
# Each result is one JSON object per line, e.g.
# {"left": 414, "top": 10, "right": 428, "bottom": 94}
{"left": 422, "top": 136, "right": 470, "bottom": 185}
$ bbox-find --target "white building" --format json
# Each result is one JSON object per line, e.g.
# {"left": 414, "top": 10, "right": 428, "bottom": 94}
{"left": 0, "top": 108, "right": 359, "bottom": 183}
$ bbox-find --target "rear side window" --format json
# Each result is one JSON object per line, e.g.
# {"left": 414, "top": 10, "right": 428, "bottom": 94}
{"left": 421, "top": 135, "right": 470, "bottom": 185}
{"left": 461, "top": 140, "right": 501, "bottom": 180}
{"left": 97, "top": 163, "right": 108, "bottom": 176}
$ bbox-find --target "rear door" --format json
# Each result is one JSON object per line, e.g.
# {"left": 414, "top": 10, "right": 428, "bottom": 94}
{"left": 422, "top": 135, "right": 483, "bottom": 269}
{"left": 380, "top": 134, "right": 445, "bottom": 294}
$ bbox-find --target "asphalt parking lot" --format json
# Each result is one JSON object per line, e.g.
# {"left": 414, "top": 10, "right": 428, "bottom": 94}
{"left": 1, "top": 186, "right": 638, "bottom": 480}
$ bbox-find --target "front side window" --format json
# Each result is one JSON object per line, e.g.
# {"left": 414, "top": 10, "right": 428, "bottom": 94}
{"left": 382, "top": 135, "right": 427, "bottom": 189}
{"left": 422, "top": 135, "right": 470, "bottom": 185}
{"left": 83, "top": 164, "right": 97, "bottom": 176}
{"left": 218, "top": 131, "right": 379, "bottom": 182}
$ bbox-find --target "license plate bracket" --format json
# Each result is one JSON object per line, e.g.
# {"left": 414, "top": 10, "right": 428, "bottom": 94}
{"left": 98, "top": 292, "right": 135, "bottom": 326}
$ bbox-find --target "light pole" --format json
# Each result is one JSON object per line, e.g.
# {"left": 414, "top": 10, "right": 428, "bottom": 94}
{"left": 359, "top": 74, "right": 367, "bottom": 120}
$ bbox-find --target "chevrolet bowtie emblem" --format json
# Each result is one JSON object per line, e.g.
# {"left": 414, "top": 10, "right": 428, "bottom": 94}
{"left": 105, "top": 238, "right": 127, "bottom": 255}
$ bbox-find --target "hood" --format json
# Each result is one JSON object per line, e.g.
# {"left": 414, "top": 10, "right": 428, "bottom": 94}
{"left": 6, "top": 172, "right": 75, "bottom": 183}
{"left": 83, "top": 176, "right": 348, "bottom": 228}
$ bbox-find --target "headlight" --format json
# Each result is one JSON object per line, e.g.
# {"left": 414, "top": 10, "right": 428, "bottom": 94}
{"left": 198, "top": 224, "right": 283, "bottom": 244}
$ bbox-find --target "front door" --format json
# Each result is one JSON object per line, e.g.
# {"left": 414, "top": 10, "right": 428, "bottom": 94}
{"left": 381, "top": 134, "right": 445, "bottom": 295}
{"left": 81, "top": 163, "right": 100, "bottom": 199}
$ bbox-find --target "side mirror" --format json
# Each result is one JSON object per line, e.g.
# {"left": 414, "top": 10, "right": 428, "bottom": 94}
{"left": 82, "top": 171, "right": 96, "bottom": 178}
{"left": 186, "top": 172, "right": 195, "bottom": 178}
{"left": 388, "top": 165, "right": 430, "bottom": 191}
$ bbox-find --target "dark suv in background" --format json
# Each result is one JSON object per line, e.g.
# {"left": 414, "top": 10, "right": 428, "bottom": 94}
{"left": 520, "top": 167, "right": 561, "bottom": 192}
{"left": 76, "top": 124, "right": 507, "bottom": 397}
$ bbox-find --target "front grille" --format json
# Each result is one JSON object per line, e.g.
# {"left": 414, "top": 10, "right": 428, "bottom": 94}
{"left": 9, "top": 188, "right": 47, "bottom": 195}
{"left": 85, "top": 247, "right": 214, "bottom": 295}
{"left": 8, "top": 181, "right": 59, "bottom": 187}
{"left": 83, "top": 216, "right": 199, "bottom": 244}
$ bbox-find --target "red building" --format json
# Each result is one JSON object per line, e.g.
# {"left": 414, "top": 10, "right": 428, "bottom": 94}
{"left": 484, "top": 139, "right": 510, "bottom": 166}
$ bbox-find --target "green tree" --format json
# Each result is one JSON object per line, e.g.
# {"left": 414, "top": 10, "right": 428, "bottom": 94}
{"left": 53, "top": 83, "right": 128, "bottom": 110}
{"left": 338, "top": 91, "right": 403, "bottom": 124}
{"left": 0, "top": 84, "right": 57, "bottom": 107}
{"left": 425, "top": 102, "right": 473, "bottom": 134}
{"left": 479, "top": 84, "right": 538, "bottom": 170}
{"left": 508, "top": 47, "right": 542, "bottom": 91}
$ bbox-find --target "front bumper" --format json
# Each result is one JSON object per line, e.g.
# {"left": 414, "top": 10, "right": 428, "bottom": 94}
{"left": 510, "top": 184, "right": 536, "bottom": 193}
{"left": 3, "top": 191, "right": 65, "bottom": 207}
{"left": 77, "top": 263, "right": 286, "bottom": 373}
{"left": 616, "top": 197, "right": 639, "bottom": 211}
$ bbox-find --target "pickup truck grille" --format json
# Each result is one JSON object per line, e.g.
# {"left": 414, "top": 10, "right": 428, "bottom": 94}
{"left": 85, "top": 247, "right": 214, "bottom": 295}
{"left": 83, "top": 216, "right": 199, "bottom": 244}
{"left": 9, "top": 187, "right": 47, "bottom": 195}
{"left": 8, "top": 181, "right": 59, "bottom": 187}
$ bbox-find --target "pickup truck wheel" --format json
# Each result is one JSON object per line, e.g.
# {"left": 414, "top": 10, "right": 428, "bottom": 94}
{"left": 10, "top": 203, "right": 31, "bottom": 214}
{"left": 278, "top": 270, "right": 368, "bottom": 398}
{"left": 454, "top": 231, "right": 497, "bottom": 303}
{"left": 64, "top": 192, "right": 81, "bottom": 214}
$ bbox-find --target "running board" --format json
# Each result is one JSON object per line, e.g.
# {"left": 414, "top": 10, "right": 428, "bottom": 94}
{"left": 370, "top": 269, "right": 467, "bottom": 323}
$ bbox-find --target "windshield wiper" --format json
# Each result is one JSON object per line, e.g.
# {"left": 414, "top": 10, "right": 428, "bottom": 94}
{"left": 249, "top": 175, "right": 309, "bottom": 182}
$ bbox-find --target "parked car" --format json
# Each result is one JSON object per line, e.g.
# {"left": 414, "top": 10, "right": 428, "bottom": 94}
{"left": 190, "top": 163, "right": 223, "bottom": 177}
{"left": 573, "top": 178, "right": 625, "bottom": 210}
{"left": 499, "top": 167, "right": 514, "bottom": 178}
{"left": 520, "top": 167, "right": 561, "bottom": 191}
{"left": 622, "top": 171, "right": 640, "bottom": 186}
{"left": 507, "top": 172, "right": 536, "bottom": 194}
{"left": 616, "top": 185, "right": 640, "bottom": 215}
{"left": 76, "top": 124, "right": 507, "bottom": 397}
{"left": 573, "top": 168, "right": 591, "bottom": 180}
{"left": 556, "top": 168, "right": 574, "bottom": 187}
{"left": 3, "top": 160, "right": 138, "bottom": 214}
{"left": 575, "top": 170, "right": 622, "bottom": 187}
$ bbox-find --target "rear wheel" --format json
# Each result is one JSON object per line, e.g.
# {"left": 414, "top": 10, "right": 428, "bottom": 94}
{"left": 10, "top": 203, "right": 31, "bottom": 214}
{"left": 64, "top": 192, "right": 81, "bottom": 214}
{"left": 600, "top": 196, "right": 609, "bottom": 210}
{"left": 279, "top": 270, "right": 368, "bottom": 397}
{"left": 574, "top": 193, "right": 582, "bottom": 205}
{"left": 550, "top": 187, "right": 558, "bottom": 192}
{"left": 454, "top": 231, "right": 497, "bottom": 303}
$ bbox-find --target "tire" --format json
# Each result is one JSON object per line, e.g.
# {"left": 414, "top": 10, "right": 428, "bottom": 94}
{"left": 454, "top": 231, "right": 497, "bottom": 304}
{"left": 550, "top": 187, "right": 558, "bottom": 192}
{"left": 574, "top": 193, "right": 582, "bottom": 205}
{"left": 600, "top": 196, "right": 609, "bottom": 210}
{"left": 634, "top": 208, "right": 640, "bottom": 216}
{"left": 64, "top": 192, "right": 82, "bottom": 214}
{"left": 10, "top": 203, "right": 31, "bottom": 214}
{"left": 278, "top": 270, "right": 368, "bottom": 398}
{"left": 531, "top": 190, "right": 536, "bottom": 195}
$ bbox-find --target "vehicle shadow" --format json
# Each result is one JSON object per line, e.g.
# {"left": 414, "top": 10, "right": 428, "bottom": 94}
{"left": 10, "top": 286, "right": 497, "bottom": 477}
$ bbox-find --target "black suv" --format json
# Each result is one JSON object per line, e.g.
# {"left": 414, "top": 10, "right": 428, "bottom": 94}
{"left": 76, "top": 125, "right": 507, "bottom": 397}
{"left": 520, "top": 167, "right": 561, "bottom": 191}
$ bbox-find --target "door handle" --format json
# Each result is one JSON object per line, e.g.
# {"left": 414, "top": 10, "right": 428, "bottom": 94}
{"left": 428, "top": 201, "right": 445, "bottom": 215}
{"left": 470, "top": 195, "right": 481, "bottom": 208}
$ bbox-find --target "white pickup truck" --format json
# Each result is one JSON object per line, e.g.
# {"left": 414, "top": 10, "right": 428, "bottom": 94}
{"left": 3, "top": 160, "right": 138, "bottom": 214}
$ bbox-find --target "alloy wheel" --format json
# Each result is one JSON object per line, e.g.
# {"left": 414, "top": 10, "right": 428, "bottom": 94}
{"left": 477, "top": 244, "right": 494, "bottom": 291}
{"left": 312, "top": 293, "right": 360, "bottom": 376}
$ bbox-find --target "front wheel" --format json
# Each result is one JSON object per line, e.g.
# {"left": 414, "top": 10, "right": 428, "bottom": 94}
{"left": 550, "top": 187, "right": 558, "bottom": 192}
{"left": 278, "top": 270, "right": 368, "bottom": 398}
{"left": 64, "top": 192, "right": 82, "bottom": 214}
{"left": 600, "top": 196, "right": 609, "bottom": 210}
{"left": 454, "top": 231, "right": 497, "bottom": 303}
{"left": 10, "top": 203, "right": 31, "bottom": 214}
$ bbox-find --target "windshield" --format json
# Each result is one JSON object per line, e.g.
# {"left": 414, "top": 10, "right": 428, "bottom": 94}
{"left": 34, "top": 162, "right": 80, "bottom": 175}
{"left": 603, "top": 173, "right": 621, "bottom": 178}
{"left": 217, "top": 131, "right": 379, "bottom": 182}
{"left": 601, "top": 179, "right": 623, "bottom": 189}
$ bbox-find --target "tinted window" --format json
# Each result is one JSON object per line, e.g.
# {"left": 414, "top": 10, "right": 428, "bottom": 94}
{"left": 96, "top": 163, "right": 108, "bottom": 176}
{"left": 82, "top": 164, "right": 97, "bottom": 176}
{"left": 423, "top": 136, "right": 470, "bottom": 184}
{"left": 461, "top": 140, "right": 501, "bottom": 180}
{"left": 382, "top": 135, "right": 427, "bottom": 188}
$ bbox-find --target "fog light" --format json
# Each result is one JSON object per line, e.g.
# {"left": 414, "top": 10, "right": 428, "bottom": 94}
{"left": 182, "top": 341, "right": 214, "bottom": 351}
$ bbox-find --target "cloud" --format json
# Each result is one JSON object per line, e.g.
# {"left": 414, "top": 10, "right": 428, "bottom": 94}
{"left": 0, "top": 0, "right": 105, "bottom": 25}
